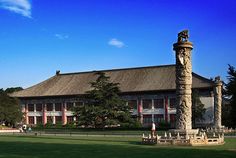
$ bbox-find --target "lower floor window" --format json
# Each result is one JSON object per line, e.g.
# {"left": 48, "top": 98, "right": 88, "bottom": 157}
{"left": 154, "top": 114, "right": 164, "bottom": 123}
{"left": 28, "top": 116, "right": 34, "bottom": 124}
{"left": 67, "top": 116, "right": 74, "bottom": 123}
{"left": 36, "top": 116, "right": 42, "bottom": 124}
{"left": 47, "top": 116, "right": 53, "bottom": 124}
{"left": 170, "top": 114, "right": 176, "bottom": 123}
{"left": 143, "top": 115, "right": 152, "bottom": 124}
{"left": 55, "top": 116, "right": 62, "bottom": 124}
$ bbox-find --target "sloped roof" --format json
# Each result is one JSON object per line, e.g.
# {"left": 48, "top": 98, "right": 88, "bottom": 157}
{"left": 12, "top": 65, "right": 214, "bottom": 98}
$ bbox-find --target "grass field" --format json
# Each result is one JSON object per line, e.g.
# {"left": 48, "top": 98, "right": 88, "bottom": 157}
{"left": 0, "top": 135, "right": 235, "bottom": 158}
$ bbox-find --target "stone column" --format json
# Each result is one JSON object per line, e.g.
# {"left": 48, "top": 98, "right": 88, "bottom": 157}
{"left": 173, "top": 30, "right": 193, "bottom": 130}
{"left": 214, "top": 76, "right": 222, "bottom": 128}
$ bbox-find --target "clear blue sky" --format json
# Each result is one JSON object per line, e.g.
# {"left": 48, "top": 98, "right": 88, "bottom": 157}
{"left": 0, "top": 0, "right": 236, "bottom": 89}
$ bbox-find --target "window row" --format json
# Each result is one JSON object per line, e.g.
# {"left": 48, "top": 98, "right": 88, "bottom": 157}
{"left": 143, "top": 114, "right": 164, "bottom": 124}
{"left": 128, "top": 98, "right": 176, "bottom": 110}
{"left": 27, "top": 102, "right": 83, "bottom": 112}
{"left": 28, "top": 116, "right": 75, "bottom": 124}
{"left": 142, "top": 114, "right": 176, "bottom": 124}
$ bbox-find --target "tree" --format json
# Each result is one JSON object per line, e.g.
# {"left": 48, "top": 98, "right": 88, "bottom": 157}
{"left": 192, "top": 90, "right": 206, "bottom": 128}
{"left": 225, "top": 64, "right": 236, "bottom": 128}
{"left": 5, "top": 87, "right": 23, "bottom": 94}
{"left": 73, "top": 72, "right": 132, "bottom": 128}
{"left": 0, "top": 89, "right": 22, "bottom": 127}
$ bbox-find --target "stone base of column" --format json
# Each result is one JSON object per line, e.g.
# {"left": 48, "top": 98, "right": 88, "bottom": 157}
{"left": 169, "top": 129, "right": 199, "bottom": 135}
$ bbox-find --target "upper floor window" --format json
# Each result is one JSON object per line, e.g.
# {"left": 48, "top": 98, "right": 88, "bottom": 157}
{"left": 75, "top": 102, "right": 84, "bottom": 107}
{"left": 46, "top": 103, "right": 53, "bottom": 111}
{"left": 142, "top": 99, "right": 152, "bottom": 109}
{"left": 67, "top": 102, "right": 74, "bottom": 111}
{"left": 169, "top": 98, "right": 176, "bottom": 108}
{"left": 28, "top": 104, "right": 34, "bottom": 112}
{"left": 128, "top": 100, "right": 137, "bottom": 110}
{"left": 55, "top": 103, "right": 62, "bottom": 111}
{"left": 36, "top": 104, "right": 42, "bottom": 111}
{"left": 154, "top": 99, "right": 164, "bottom": 109}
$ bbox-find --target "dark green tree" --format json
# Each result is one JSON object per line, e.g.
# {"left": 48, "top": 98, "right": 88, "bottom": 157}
{"left": 73, "top": 72, "right": 132, "bottom": 128}
{"left": 5, "top": 87, "right": 23, "bottom": 94}
{"left": 192, "top": 90, "right": 206, "bottom": 128}
{"left": 225, "top": 64, "right": 236, "bottom": 128}
{"left": 0, "top": 89, "right": 22, "bottom": 127}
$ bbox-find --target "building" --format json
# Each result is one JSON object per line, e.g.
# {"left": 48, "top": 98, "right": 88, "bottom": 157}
{"left": 12, "top": 64, "right": 216, "bottom": 127}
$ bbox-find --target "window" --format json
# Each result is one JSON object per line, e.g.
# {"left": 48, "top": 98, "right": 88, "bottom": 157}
{"left": 28, "top": 116, "right": 34, "bottom": 124}
{"left": 36, "top": 116, "right": 42, "bottom": 124}
{"left": 128, "top": 100, "right": 137, "bottom": 110}
{"left": 169, "top": 98, "right": 176, "bottom": 108}
{"left": 36, "top": 104, "right": 42, "bottom": 111}
{"left": 75, "top": 102, "right": 83, "bottom": 107}
{"left": 170, "top": 114, "right": 176, "bottom": 123}
{"left": 55, "top": 116, "right": 62, "bottom": 124}
{"left": 66, "top": 102, "right": 74, "bottom": 111}
{"left": 154, "top": 114, "right": 164, "bottom": 123}
{"left": 67, "top": 116, "right": 74, "bottom": 123}
{"left": 143, "top": 115, "right": 152, "bottom": 124}
{"left": 170, "top": 114, "right": 176, "bottom": 128}
{"left": 28, "top": 104, "right": 34, "bottom": 111}
{"left": 55, "top": 103, "right": 62, "bottom": 111}
{"left": 142, "top": 99, "right": 152, "bottom": 109}
{"left": 154, "top": 99, "right": 164, "bottom": 109}
{"left": 47, "top": 116, "right": 53, "bottom": 123}
{"left": 46, "top": 103, "right": 53, "bottom": 111}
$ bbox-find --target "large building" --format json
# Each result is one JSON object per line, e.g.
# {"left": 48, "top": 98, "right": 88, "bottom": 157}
{"left": 12, "top": 64, "right": 217, "bottom": 127}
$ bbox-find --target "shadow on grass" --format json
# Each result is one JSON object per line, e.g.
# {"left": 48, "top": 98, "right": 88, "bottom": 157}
{"left": 0, "top": 139, "right": 235, "bottom": 158}
{"left": 1, "top": 135, "right": 139, "bottom": 144}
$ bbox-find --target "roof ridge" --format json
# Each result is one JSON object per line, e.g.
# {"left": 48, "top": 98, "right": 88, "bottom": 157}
{"left": 59, "top": 64, "right": 176, "bottom": 76}
{"left": 192, "top": 72, "right": 214, "bottom": 84}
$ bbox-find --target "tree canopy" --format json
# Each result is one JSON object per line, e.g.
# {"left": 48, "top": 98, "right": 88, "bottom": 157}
{"left": 0, "top": 88, "right": 23, "bottom": 127}
{"left": 73, "top": 72, "right": 133, "bottom": 128}
{"left": 192, "top": 89, "right": 206, "bottom": 128}
{"left": 224, "top": 65, "right": 236, "bottom": 128}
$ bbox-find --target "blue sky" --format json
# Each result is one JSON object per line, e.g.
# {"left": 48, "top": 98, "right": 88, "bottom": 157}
{"left": 0, "top": 0, "right": 236, "bottom": 89}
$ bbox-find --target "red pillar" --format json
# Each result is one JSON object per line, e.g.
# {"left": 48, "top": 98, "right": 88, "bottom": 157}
{"left": 43, "top": 104, "right": 47, "bottom": 125}
{"left": 165, "top": 96, "right": 169, "bottom": 123}
{"left": 62, "top": 103, "right": 67, "bottom": 125}
{"left": 24, "top": 104, "right": 29, "bottom": 124}
{"left": 138, "top": 99, "right": 143, "bottom": 124}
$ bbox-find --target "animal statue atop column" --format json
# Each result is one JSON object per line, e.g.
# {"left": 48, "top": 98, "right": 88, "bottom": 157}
{"left": 178, "top": 30, "right": 189, "bottom": 42}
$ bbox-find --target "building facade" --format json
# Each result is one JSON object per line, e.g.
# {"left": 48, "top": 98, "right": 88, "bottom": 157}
{"left": 12, "top": 65, "right": 216, "bottom": 127}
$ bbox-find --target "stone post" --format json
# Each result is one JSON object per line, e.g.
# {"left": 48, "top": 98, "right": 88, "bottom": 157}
{"left": 214, "top": 76, "right": 222, "bottom": 129}
{"left": 173, "top": 30, "right": 193, "bottom": 130}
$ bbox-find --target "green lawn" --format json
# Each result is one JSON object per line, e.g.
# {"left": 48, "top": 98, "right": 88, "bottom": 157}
{"left": 0, "top": 135, "right": 235, "bottom": 158}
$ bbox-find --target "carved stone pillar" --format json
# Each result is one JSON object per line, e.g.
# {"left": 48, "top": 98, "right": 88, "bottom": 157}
{"left": 214, "top": 76, "right": 222, "bottom": 128}
{"left": 173, "top": 30, "right": 193, "bottom": 130}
